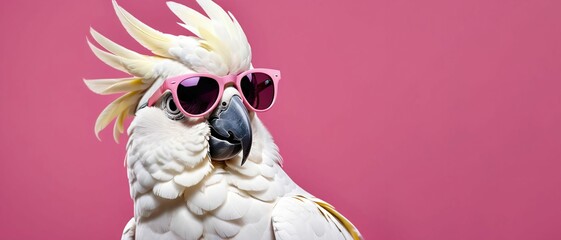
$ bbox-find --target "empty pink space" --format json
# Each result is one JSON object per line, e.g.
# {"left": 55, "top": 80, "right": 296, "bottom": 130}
{"left": 1, "top": 0, "right": 560, "bottom": 239}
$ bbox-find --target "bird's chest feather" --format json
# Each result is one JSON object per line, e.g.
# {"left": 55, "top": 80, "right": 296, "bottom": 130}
{"left": 130, "top": 166, "right": 281, "bottom": 240}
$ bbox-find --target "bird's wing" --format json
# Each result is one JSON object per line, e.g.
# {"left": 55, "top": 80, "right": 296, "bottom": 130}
{"left": 272, "top": 195, "right": 362, "bottom": 240}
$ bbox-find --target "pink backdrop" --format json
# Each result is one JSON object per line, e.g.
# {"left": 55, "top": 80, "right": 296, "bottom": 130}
{"left": 1, "top": 0, "right": 560, "bottom": 239}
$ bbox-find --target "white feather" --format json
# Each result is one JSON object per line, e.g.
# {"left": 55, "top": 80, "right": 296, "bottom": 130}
{"left": 272, "top": 196, "right": 355, "bottom": 240}
{"left": 204, "top": 216, "right": 241, "bottom": 238}
{"left": 247, "top": 179, "right": 285, "bottom": 202}
{"left": 83, "top": 77, "right": 146, "bottom": 95}
{"left": 186, "top": 200, "right": 204, "bottom": 216}
{"left": 170, "top": 207, "right": 203, "bottom": 240}
{"left": 225, "top": 156, "right": 261, "bottom": 177}
{"left": 135, "top": 193, "right": 161, "bottom": 217}
{"left": 212, "top": 191, "right": 250, "bottom": 220}
{"left": 153, "top": 181, "right": 184, "bottom": 199}
{"left": 112, "top": 0, "right": 175, "bottom": 58}
{"left": 121, "top": 218, "right": 136, "bottom": 240}
{"left": 185, "top": 178, "right": 227, "bottom": 211}
{"left": 90, "top": 28, "right": 144, "bottom": 59}
{"left": 166, "top": 1, "right": 211, "bottom": 38}
{"left": 173, "top": 161, "right": 213, "bottom": 187}
{"left": 229, "top": 174, "right": 269, "bottom": 192}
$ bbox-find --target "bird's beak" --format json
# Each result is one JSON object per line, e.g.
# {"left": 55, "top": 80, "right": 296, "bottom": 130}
{"left": 208, "top": 95, "right": 252, "bottom": 165}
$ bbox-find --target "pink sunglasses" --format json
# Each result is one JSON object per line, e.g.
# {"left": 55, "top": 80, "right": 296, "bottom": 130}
{"left": 147, "top": 68, "right": 281, "bottom": 117}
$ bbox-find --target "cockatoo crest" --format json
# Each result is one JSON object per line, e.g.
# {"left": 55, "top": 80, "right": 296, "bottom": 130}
{"left": 84, "top": 0, "right": 251, "bottom": 142}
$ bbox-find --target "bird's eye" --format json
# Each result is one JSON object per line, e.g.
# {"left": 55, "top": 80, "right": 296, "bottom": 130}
{"left": 162, "top": 94, "right": 185, "bottom": 120}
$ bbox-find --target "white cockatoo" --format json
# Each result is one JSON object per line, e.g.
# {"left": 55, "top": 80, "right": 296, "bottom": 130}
{"left": 85, "top": 0, "right": 362, "bottom": 239}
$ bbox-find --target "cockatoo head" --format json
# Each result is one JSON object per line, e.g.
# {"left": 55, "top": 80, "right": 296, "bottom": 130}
{"left": 85, "top": 0, "right": 281, "bottom": 167}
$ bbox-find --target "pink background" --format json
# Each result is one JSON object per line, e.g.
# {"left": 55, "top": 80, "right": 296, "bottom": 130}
{"left": 1, "top": 0, "right": 560, "bottom": 239}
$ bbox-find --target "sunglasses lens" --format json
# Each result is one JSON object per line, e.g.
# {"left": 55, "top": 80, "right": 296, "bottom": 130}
{"left": 177, "top": 77, "right": 219, "bottom": 115}
{"left": 240, "top": 72, "right": 275, "bottom": 110}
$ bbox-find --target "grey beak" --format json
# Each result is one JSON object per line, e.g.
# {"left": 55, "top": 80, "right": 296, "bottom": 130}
{"left": 208, "top": 95, "right": 252, "bottom": 165}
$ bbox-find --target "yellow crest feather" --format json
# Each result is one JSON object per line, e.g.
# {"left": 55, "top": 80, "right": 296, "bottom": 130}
{"left": 86, "top": 0, "right": 251, "bottom": 142}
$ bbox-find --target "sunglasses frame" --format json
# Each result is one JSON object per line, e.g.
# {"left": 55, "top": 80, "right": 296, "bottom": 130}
{"left": 147, "top": 68, "right": 281, "bottom": 117}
